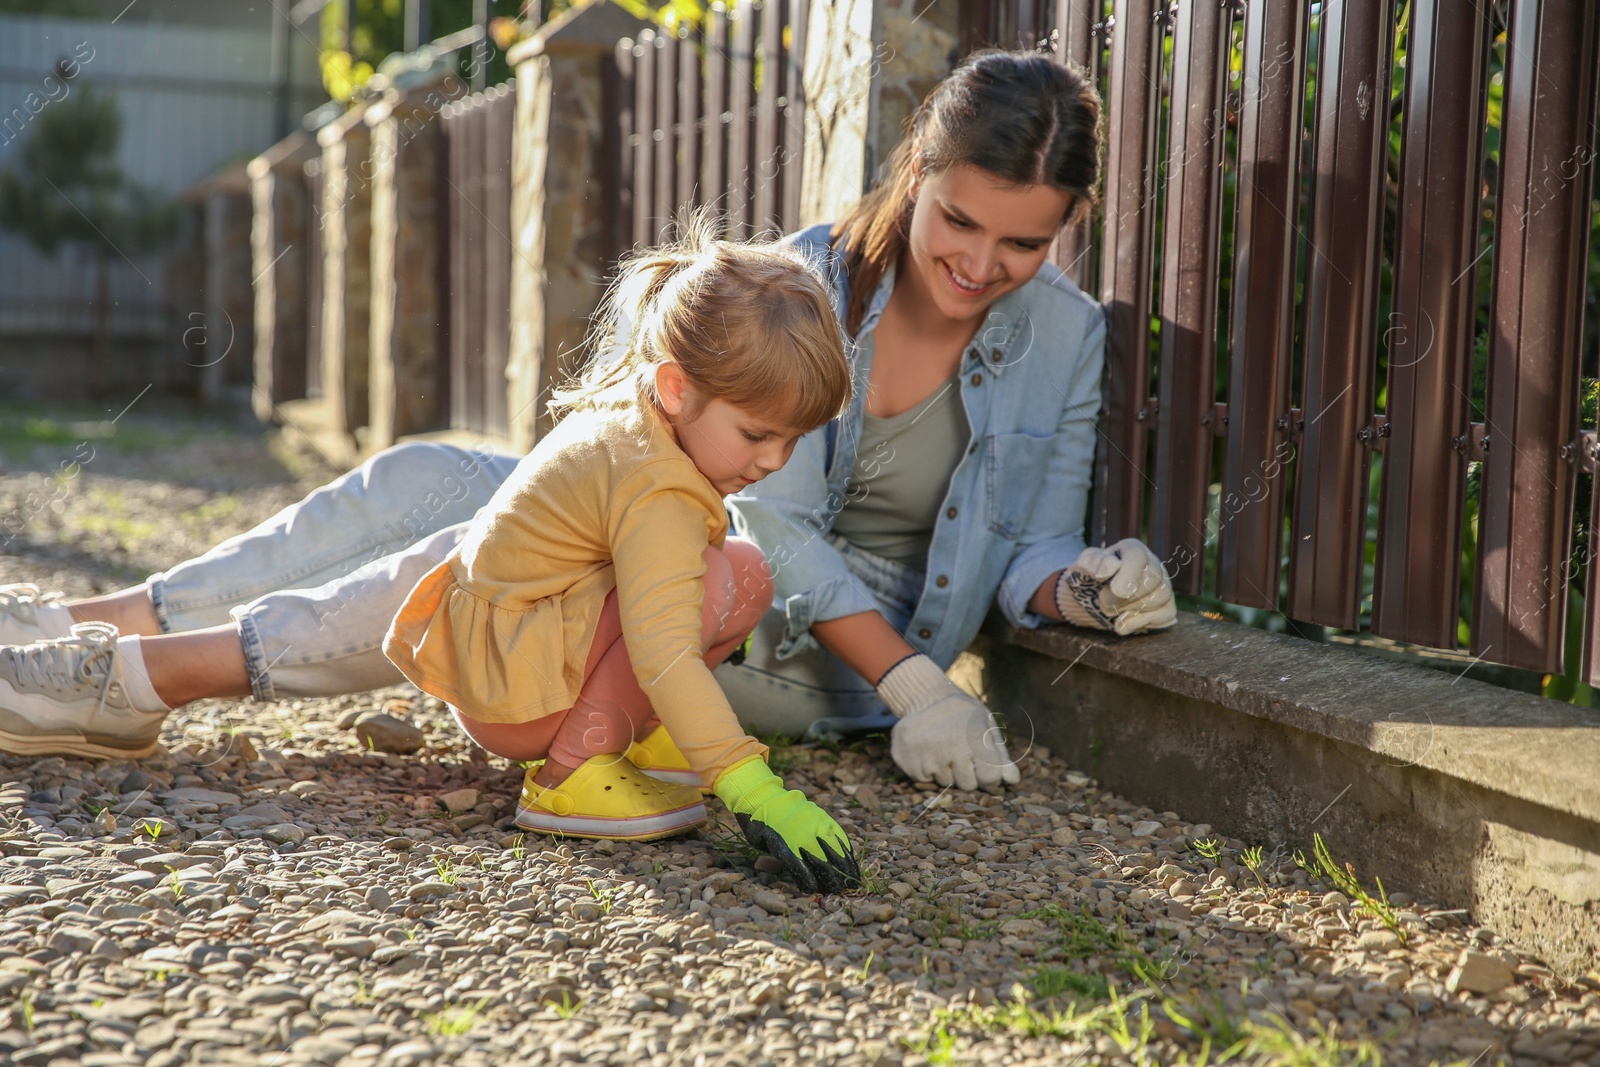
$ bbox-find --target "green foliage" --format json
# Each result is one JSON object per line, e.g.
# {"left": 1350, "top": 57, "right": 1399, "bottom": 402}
{"left": 1309, "top": 833, "right": 1406, "bottom": 945}
{"left": 318, "top": 0, "right": 522, "bottom": 101}
{"left": 0, "top": 84, "right": 178, "bottom": 259}
{"left": 423, "top": 998, "right": 488, "bottom": 1036}
{"left": 1026, "top": 963, "right": 1110, "bottom": 1002}
{"left": 0, "top": 0, "right": 98, "bottom": 14}
{"left": 1239, "top": 846, "right": 1266, "bottom": 890}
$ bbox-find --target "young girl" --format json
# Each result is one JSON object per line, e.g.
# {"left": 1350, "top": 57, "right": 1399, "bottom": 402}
{"left": 382, "top": 226, "right": 861, "bottom": 894}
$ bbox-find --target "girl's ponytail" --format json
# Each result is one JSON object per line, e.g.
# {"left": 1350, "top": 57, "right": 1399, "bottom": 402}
{"left": 551, "top": 213, "right": 851, "bottom": 432}
{"left": 549, "top": 221, "right": 712, "bottom": 418}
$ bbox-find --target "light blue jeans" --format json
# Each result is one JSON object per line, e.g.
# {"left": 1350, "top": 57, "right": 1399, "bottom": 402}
{"left": 145, "top": 442, "right": 909, "bottom": 739}
{"left": 712, "top": 533, "right": 915, "bottom": 739}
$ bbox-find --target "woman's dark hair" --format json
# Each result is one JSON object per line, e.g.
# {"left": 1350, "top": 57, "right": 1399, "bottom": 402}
{"left": 830, "top": 49, "right": 1102, "bottom": 336}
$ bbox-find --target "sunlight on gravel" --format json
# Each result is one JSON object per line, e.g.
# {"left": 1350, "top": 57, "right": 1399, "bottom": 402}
{"left": 0, "top": 406, "right": 1597, "bottom": 1067}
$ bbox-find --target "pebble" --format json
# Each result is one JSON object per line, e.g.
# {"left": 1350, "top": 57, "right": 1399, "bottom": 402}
{"left": 1447, "top": 949, "right": 1517, "bottom": 995}
{"left": 0, "top": 465, "right": 1583, "bottom": 1067}
{"left": 437, "top": 787, "right": 480, "bottom": 813}
{"left": 1357, "top": 929, "right": 1402, "bottom": 952}
{"left": 352, "top": 713, "right": 426, "bottom": 754}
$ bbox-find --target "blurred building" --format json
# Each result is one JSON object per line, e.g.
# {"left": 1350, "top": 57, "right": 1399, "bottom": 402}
{"left": 0, "top": 0, "right": 324, "bottom": 402}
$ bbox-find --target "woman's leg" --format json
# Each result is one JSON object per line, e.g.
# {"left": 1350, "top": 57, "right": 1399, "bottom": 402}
{"left": 68, "top": 443, "right": 517, "bottom": 636}
{"left": 713, "top": 537, "right": 921, "bottom": 738}
{"left": 0, "top": 515, "right": 488, "bottom": 767}
{"left": 454, "top": 539, "right": 773, "bottom": 778}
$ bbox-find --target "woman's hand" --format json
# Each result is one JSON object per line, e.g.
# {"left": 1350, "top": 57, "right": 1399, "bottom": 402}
{"left": 1054, "top": 538, "right": 1176, "bottom": 635}
{"left": 714, "top": 757, "right": 861, "bottom": 894}
{"left": 877, "top": 654, "right": 1019, "bottom": 791}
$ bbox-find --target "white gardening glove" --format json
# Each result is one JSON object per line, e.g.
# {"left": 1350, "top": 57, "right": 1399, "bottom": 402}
{"left": 1055, "top": 537, "right": 1177, "bottom": 635}
{"left": 876, "top": 654, "right": 1020, "bottom": 791}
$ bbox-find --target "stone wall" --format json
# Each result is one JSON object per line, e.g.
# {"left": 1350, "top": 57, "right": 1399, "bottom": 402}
{"left": 799, "top": 0, "right": 958, "bottom": 226}
{"left": 318, "top": 108, "right": 375, "bottom": 444}
{"left": 367, "top": 80, "right": 453, "bottom": 450}
{"left": 507, "top": 1, "right": 649, "bottom": 451}
{"left": 195, "top": 166, "right": 256, "bottom": 406}
{"left": 248, "top": 132, "right": 317, "bottom": 422}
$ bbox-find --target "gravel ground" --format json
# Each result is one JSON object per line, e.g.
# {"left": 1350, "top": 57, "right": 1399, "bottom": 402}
{"left": 1, "top": 403, "right": 1599, "bottom": 1067}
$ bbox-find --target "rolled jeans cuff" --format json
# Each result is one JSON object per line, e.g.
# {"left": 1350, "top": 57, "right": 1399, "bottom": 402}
{"left": 233, "top": 607, "right": 276, "bottom": 703}
{"left": 145, "top": 577, "right": 177, "bottom": 635}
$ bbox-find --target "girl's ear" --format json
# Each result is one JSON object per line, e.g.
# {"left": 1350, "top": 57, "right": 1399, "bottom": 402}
{"left": 653, "top": 360, "right": 689, "bottom": 418}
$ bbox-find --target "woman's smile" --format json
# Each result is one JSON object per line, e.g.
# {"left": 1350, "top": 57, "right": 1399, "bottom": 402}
{"left": 941, "top": 259, "right": 996, "bottom": 297}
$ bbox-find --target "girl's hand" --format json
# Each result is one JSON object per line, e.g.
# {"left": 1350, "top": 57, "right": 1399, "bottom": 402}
{"left": 1056, "top": 538, "right": 1176, "bottom": 635}
{"left": 714, "top": 757, "right": 861, "bottom": 894}
{"left": 877, "top": 653, "right": 1019, "bottom": 791}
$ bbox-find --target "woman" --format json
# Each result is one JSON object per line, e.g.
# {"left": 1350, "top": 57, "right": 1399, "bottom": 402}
{"left": 0, "top": 49, "right": 1173, "bottom": 792}
{"left": 714, "top": 49, "right": 1175, "bottom": 793}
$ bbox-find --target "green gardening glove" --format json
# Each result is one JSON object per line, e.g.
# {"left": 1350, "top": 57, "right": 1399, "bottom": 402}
{"left": 714, "top": 756, "right": 861, "bottom": 894}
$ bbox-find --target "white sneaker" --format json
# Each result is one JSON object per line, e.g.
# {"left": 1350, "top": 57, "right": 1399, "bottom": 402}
{"left": 0, "top": 622, "right": 167, "bottom": 759}
{"left": 0, "top": 583, "right": 76, "bottom": 646}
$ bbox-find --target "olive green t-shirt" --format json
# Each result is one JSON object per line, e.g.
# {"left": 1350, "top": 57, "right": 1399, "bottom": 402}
{"left": 832, "top": 371, "right": 971, "bottom": 569}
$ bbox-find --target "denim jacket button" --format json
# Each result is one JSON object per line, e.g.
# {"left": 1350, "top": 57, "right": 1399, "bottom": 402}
{"left": 945, "top": 506, "right": 958, "bottom": 520}
{"left": 970, "top": 372, "right": 983, "bottom": 386}
{"left": 936, "top": 575, "right": 949, "bottom": 588}
{"left": 918, "top": 628, "right": 932, "bottom": 640}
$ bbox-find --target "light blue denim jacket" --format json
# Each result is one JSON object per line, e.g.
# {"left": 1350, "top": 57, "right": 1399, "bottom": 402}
{"left": 726, "top": 223, "right": 1108, "bottom": 670}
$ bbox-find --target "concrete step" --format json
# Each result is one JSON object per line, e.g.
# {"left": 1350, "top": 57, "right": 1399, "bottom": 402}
{"left": 980, "top": 611, "right": 1600, "bottom": 976}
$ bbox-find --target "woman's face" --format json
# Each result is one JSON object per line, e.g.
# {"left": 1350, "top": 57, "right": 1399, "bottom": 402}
{"left": 904, "top": 162, "right": 1075, "bottom": 324}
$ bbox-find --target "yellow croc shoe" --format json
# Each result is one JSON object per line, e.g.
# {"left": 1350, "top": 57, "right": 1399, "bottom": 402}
{"left": 625, "top": 725, "right": 706, "bottom": 792}
{"left": 515, "top": 755, "right": 707, "bottom": 841}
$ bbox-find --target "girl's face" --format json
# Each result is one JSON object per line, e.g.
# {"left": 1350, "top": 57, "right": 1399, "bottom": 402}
{"left": 903, "top": 161, "right": 1076, "bottom": 325}
{"left": 656, "top": 364, "right": 806, "bottom": 496}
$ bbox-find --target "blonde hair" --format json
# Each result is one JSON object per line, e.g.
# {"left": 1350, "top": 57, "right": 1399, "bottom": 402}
{"left": 551, "top": 216, "right": 853, "bottom": 431}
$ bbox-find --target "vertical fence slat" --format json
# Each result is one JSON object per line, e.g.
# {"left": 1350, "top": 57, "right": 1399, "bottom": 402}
{"left": 1284, "top": 0, "right": 1396, "bottom": 629}
{"left": 1476, "top": 1, "right": 1600, "bottom": 673}
{"left": 1371, "top": 0, "right": 1492, "bottom": 647}
{"left": 465, "top": 100, "right": 487, "bottom": 434}
{"left": 304, "top": 158, "right": 324, "bottom": 398}
{"left": 726, "top": 2, "right": 756, "bottom": 239}
{"left": 959, "top": 0, "right": 999, "bottom": 59}
{"left": 677, "top": 27, "right": 701, "bottom": 210}
{"left": 653, "top": 32, "right": 677, "bottom": 242}
{"left": 1090, "top": 0, "right": 1164, "bottom": 547}
{"left": 632, "top": 31, "right": 656, "bottom": 252}
{"left": 702, "top": 5, "right": 729, "bottom": 230}
{"left": 609, "top": 39, "right": 636, "bottom": 267}
{"left": 1215, "top": 0, "right": 1310, "bottom": 609}
{"left": 448, "top": 102, "right": 469, "bottom": 430}
{"left": 484, "top": 86, "right": 514, "bottom": 440}
{"left": 752, "top": 0, "right": 782, "bottom": 234}
{"left": 1150, "top": 0, "right": 1232, "bottom": 592}
{"left": 1051, "top": 0, "right": 1102, "bottom": 293}
{"left": 779, "top": 0, "right": 808, "bottom": 230}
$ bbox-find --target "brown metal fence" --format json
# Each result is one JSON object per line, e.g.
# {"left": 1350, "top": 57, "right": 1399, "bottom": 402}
{"left": 303, "top": 157, "right": 326, "bottom": 400}
{"left": 608, "top": 0, "right": 808, "bottom": 264}
{"left": 440, "top": 81, "right": 517, "bottom": 440}
{"left": 960, "top": 0, "right": 1600, "bottom": 681}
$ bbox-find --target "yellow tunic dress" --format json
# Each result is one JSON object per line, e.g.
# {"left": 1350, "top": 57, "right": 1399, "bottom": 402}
{"left": 383, "top": 383, "right": 767, "bottom": 781}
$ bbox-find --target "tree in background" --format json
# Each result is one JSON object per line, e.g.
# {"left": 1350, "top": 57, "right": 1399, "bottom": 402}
{"left": 0, "top": 83, "right": 179, "bottom": 396}
{"left": 319, "top": 0, "right": 522, "bottom": 103}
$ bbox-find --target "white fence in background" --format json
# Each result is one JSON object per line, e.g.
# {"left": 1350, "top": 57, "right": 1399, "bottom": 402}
{"left": 0, "top": 12, "right": 323, "bottom": 342}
